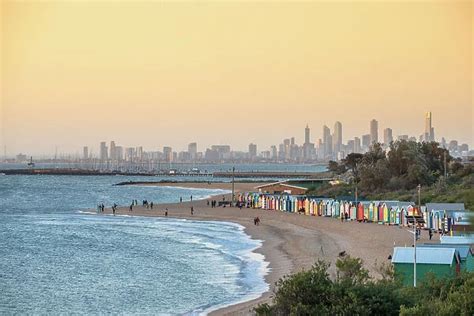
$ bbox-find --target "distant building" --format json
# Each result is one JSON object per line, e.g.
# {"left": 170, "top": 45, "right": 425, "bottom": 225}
{"left": 304, "top": 125, "right": 310, "bottom": 144}
{"left": 248, "top": 143, "right": 257, "bottom": 159}
{"left": 448, "top": 140, "right": 458, "bottom": 152}
{"left": 333, "top": 121, "right": 342, "bottom": 153}
{"left": 270, "top": 145, "right": 277, "bottom": 159}
{"left": 115, "top": 146, "right": 123, "bottom": 161}
{"left": 323, "top": 125, "right": 332, "bottom": 158}
{"left": 110, "top": 141, "right": 116, "bottom": 161}
{"left": 136, "top": 146, "right": 143, "bottom": 161}
{"left": 397, "top": 135, "right": 409, "bottom": 141}
{"left": 354, "top": 137, "right": 361, "bottom": 153}
{"left": 188, "top": 142, "right": 197, "bottom": 160}
{"left": 370, "top": 119, "right": 378, "bottom": 144}
{"left": 383, "top": 128, "right": 393, "bottom": 145}
{"left": 83, "top": 146, "right": 89, "bottom": 160}
{"left": 347, "top": 140, "right": 355, "bottom": 154}
{"left": 99, "top": 142, "right": 108, "bottom": 161}
{"left": 210, "top": 145, "right": 231, "bottom": 160}
{"left": 163, "top": 146, "right": 173, "bottom": 162}
{"left": 362, "top": 134, "right": 371, "bottom": 150}
{"left": 424, "top": 112, "right": 435, "bottom": 142}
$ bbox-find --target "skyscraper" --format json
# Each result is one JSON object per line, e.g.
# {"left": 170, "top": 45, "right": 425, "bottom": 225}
{"left": 323, "top": 125, "right": 332, "bottom": 158}
{"left": 99, "top": 142, "right": 108, "bottom": 161}
{"left": 370, "top": 119, "right": 378, "bottom": 144}
{"left": 188, "top": 142, "right": 197, "bottom": 160}
{"left": 383, "top": 128, "right": 393, "bottom": 145}
{"left": 83, "top": 146, "right": 89, "bottom": 160}
{"left": 424, "top": 112, "right": 435, "bottom": 142}
{"left": 270, "top": 145, "right": 277, "bottom": 159}
{"left": 248, "top": 143, "right": 257, "bottom": 159}
{"left": 109, "top": 141, "right": 116, "bottom": 161}
{"left": 362, "top": 134, "right": 371, "bottom": 150}
{"left": 333, "top": 121, "right": 342, "bottom": 153}
{"left": 163, "top": 146, "right": 173, "bottom": 162}
{"left": 354, "top": 137, "right": 361, "bottom": 153}
{"left": 304, "top": 125, "right": 310, "bottom": 144}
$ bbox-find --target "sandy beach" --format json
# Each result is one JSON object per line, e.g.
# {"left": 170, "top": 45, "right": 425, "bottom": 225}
{"left": 97, "top": 182, "right": 438, "bottom": 315}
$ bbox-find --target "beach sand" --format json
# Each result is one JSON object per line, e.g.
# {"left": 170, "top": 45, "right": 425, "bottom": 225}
{"left": 97, "top": 182, "right": 438, "bottom": 315}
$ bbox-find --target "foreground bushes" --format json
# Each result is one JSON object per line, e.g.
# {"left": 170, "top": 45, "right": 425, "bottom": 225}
{"left": 256, "top": 256, "right": 474, "bottom": 316}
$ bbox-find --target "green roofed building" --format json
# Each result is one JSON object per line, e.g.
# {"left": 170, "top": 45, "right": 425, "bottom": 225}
{"left": 419, "top": 244, "right": 474, "bottom": 272}
{"left": 392, "top": 247, "right": 460, "bottom": 286}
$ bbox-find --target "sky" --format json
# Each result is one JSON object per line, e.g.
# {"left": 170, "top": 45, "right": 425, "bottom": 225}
{"left": 1, "top": 0, "right": 472, "bottom": 156}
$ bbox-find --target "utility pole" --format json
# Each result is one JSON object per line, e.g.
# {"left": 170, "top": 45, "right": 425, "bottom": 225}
{"left": 444, "top": 151, "right": 447, "bottom": 178}
{"left": 414, "top": 184, "right": 421, "bottom": 287}
{"left": 231, "top": 166, "right": 235, "bottom": 206}
{"left": 417, "top": 184, "right": 421, "bottom": 208}
{"left": 413, "top": 217, "right": 417, "bottom": 287}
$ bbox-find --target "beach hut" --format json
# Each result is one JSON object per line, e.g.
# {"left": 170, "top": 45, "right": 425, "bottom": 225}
{"left": 419, "top": 244, "right": 474, "bottom": 272}
{"left": 392, "top": 247, "right": 460, "bottom": 286}
{"left": 350, "top": 204, "right": 357, "bottom": 220}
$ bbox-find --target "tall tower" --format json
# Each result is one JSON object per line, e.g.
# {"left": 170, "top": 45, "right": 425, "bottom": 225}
{"left": 323, "top": 125, "right": 332, "bottom": 158}
{"left": 305, "top": 125, "right": 310, "bottom": 144}
{"left": 110, "top": 141, "right": 116, "bottom": 161}
{"left": 99, "top": 142, "right": 108, "bottom": 161}
{"left": 370, "top": 119, "right": 378, "bottom": 144}
{"left": 383, "top": 128, "right": 393, "bottom": 145}
{"left": 188, "top": 142, "right": 197, "bottom": 160}
{"left": 333, "top": 121, "right": 342, "bottom": 153}
{"left": 425, "top": 112, "right": 434, "bottom": 142}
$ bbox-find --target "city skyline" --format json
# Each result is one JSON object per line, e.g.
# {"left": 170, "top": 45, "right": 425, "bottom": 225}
{"left": 9, "top": 112, "right": 471, "bottom": 162}
{"left": 1, "top": 1, "right": 473, "bottom": 155}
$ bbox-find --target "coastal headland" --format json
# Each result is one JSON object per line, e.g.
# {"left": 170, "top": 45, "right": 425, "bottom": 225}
{"left": 96, "top": 181, "right": 438, "bottom": 315}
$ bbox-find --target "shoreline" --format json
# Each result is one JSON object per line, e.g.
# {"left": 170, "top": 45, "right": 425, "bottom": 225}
{"left": 89, "top": 182, "right": 439, "bottom": 315}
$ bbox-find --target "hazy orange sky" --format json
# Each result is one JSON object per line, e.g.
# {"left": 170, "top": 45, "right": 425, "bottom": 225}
{"left": 1, "top": 0, "right": 472, "bottom": 156}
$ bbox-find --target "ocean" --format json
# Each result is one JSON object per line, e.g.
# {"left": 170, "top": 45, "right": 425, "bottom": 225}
{"left": 0, "top": 175, "right": 269, "bottom": 314}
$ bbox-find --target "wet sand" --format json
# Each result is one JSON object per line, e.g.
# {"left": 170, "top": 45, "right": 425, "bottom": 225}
{"left": 97, "top": 182, "right": 438, "bottom": 315}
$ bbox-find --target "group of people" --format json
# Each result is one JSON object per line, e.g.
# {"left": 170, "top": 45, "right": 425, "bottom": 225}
{"left": 179, "top": 196, "right": 193, "bottom": 203}
{"left": 339, "top": 212, "right": 350, "bottom": 222}
{"left": 97, "top": 203, "right": 117, "bottom": 215}
{"left": 209, "top": 200, "right": 219, "bottom": 208}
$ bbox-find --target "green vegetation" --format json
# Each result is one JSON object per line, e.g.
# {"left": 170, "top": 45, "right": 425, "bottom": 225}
{"left": 255, "top": 256, "right": 474, "bottom": 316}
{"left": 321, "top": 140, "right": 474, "bottom": 209}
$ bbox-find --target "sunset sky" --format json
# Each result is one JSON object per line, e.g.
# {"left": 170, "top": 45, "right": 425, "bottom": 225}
{"left": 1, "top": 0, "right": 472, "bottom": 156}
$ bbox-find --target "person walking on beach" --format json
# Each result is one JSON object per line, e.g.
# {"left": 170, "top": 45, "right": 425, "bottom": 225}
{"left": 344, "top": 212, "right": 349, "bottom": 222}
{"left": 129, "top": 204, "right": 133, "bottom": 212}
{"left": 191, "top": 206, "right": 194, "bottom": 215}
{"left": 180, "top": 197, "right": 182, "bottom": 203}
{"left": 150, "top": 202, "right": 153, "bottom": 210}
{"left": 429, "top": 229, "right": 433, "bottom": 240}
{"left": 190, "top": 195, "right": 193, "bottom": 202}
{"left": 165, "top": 208, "right": 168, "bottom": 217}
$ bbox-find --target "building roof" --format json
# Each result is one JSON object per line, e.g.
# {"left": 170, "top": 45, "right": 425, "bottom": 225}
{"left": 392, "top": 247, "right": 457, "bottom": 265}
{"left": 426, "top": 203, "right": 465, "bottom": 212}
{"left": 419, "top": 244, "right": 472, "bottom": 260}
{"left": 254, "top": 181, "right": 307, "bottom": 191}
{"left": 383, "top": 201, "right": 415, "bottom": 209}
{"left": 440, "top": 235, "right": 474, "bottom": 245}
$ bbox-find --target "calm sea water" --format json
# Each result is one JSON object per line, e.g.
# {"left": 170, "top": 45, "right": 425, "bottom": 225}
{"left": 0, "top": 175, "right": 269, "bottom": 314}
